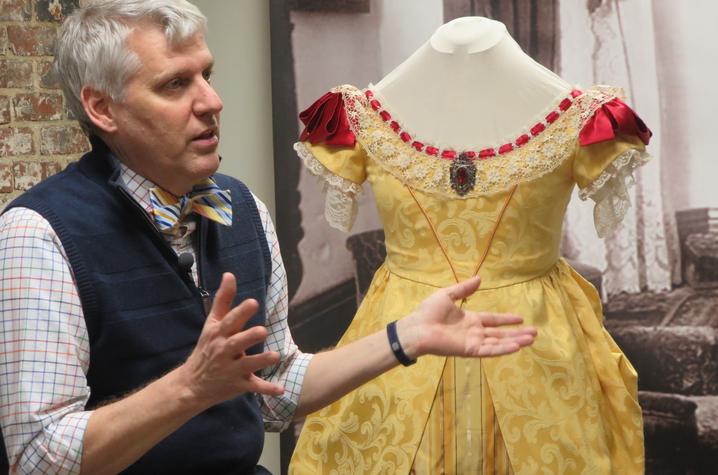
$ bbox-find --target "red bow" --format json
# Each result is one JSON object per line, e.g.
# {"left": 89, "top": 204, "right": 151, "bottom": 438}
{"left": 579, "top": 98, "right": 652, "bottom": 146}
{"left": 299, "top": 92, "right": 356, "bottom": 146}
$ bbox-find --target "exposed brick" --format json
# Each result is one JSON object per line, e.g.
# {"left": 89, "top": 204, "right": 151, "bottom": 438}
{"left": 13, "top": 93, "right": 63, "bottom": 121}
{"left": 7, "top": 25, "right": 56, "bottom": 56}
{"left": 0, "top": 27, "right": 8, "bottom": 56}
{"left": 40, "top": 125, "right": 88, "bottom": 155}
{"left": 39, "top": 60, "right": 60, "bottom": 89}
{"left": 0, "top": 162, "right": 13, "bottom": 193}
{"left": 0, "top": 59, "right": 33, "bottom": 88}
{"left": 63, "top": 102, "right": 77, "bottom": 120}
{"left": 0, "top": 127, "right": 34, "bottom": 156}
{"left": 0, "top": 96, "right": 10, "bottom": 124}
{"left": 0, "top": 0, "right": 31, "bottom": 21}
{"left": 0, "top": 194, "right": 14, "bottom": 212}
{"left": 41, "top": 160, "right": 63, "bottom": 179}
{"left": 13, "top": 160, "right": 43, "bottom": 190}
{"left": 37, "top": 0, "right": 79, "bottom": 22}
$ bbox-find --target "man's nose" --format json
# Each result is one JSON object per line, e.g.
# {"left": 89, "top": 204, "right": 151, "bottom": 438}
{"left": 195, "top": 80, "right": 223, "bottom": 116}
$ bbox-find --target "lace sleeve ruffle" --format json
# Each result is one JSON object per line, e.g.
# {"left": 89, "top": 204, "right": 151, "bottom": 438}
{"left": 294, "top": 141, "right": 363, "bottom": 232}
{"left": 578, "top": 148, "right": 651, "bottom": 238}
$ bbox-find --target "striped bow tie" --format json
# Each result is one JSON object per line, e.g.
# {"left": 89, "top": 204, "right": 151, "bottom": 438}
{"left": 149, "top": 178, "right": 232, "bottom": 232}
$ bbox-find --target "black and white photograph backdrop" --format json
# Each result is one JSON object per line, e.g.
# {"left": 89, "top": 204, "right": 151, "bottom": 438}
{"left": 269, "top": 1, "right": 718, "bottom": 473}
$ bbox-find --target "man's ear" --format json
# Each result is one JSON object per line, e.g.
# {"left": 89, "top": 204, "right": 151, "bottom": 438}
{"left": 80, "top": 86, "right": 118, "bottom": 134}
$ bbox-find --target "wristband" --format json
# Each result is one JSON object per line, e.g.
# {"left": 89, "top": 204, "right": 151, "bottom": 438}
{"left": 386, "top": 320, "right": 417, "bottom": 366}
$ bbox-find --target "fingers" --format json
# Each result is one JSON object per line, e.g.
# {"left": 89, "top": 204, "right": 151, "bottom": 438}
{"left": 234, "top": 351, "right": 281, "bottom": 375}
{"left": 477, "top": 342, "right": 522, "bottom": 357}
{"left": 209, "top": 273, "right": 237, "bottom": 321}
{"left": 236, "top": 352, "right": 284, "bottom": 396}
{"left": 220, "top": 298, "right": 260, "bottom": 337}
{"left": 472, "top": 328, "right": 537, "bottom": 357}
{"left": 482, "top": 326, "right": 538, "bottom": 341}
{"left": 445, "top": 276, "right": 481, "bottom": 301}
{"left": 474, "top": 312, "right": 524, "bottom": 327}
{"left": 514, "top": 333, "right": 537, "bottom": 347}
{"left": 226, "top": 325, "right": 268, "bottom": 356}
{"left": 248, "top": 374, "right": 285, "bottom": 397}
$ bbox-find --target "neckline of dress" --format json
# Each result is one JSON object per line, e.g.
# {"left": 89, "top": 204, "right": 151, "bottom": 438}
{"left": 363, "top": 86, "right": 583, "bottom": 162}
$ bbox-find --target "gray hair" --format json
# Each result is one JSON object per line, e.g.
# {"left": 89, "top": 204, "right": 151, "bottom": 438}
{"left": 54, "top": 0, "right": 207, "bottom": 133}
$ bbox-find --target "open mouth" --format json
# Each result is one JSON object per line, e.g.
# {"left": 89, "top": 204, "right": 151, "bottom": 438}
{"left": 193, "top": 129, "right": 217, "bottom": 141}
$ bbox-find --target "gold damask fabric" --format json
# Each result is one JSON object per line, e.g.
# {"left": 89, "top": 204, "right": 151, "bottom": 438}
{"left": 289, "top": 85, "right": 645, "bottom": 474}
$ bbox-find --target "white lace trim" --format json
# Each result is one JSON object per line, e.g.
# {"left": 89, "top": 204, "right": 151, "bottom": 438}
{"left": 294, "top": 141, "right": 363, "bottom": 232}
{"left": 366, "top": 84, "right": 579, "bottom": 157}
{"left": 578, "top": 148, "right": 651, "bottom": 238}
{"left": 336, "top": 84, "right": 622, "bottom": 199}
{"left": 576, "top": 84, "right": 625, "bottom": 124}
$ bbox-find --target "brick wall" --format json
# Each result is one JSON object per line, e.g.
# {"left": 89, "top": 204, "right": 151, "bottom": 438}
{"left": 0, "top": 0, "right": 88, "bottom": 209}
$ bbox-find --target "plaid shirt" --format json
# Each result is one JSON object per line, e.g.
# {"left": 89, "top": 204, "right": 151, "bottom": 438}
{"left": 0, "top": 164, "right": 311, "bottom": 474}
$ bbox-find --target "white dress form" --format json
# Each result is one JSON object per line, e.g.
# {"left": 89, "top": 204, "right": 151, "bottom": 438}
{"left": 372, "top": 16, "right": 573, "bottom": 149}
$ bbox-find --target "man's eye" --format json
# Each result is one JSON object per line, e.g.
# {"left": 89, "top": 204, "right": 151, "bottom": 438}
{"left": 166, "top": 78, "right": 187, "bottom": 89}
{"left": 203, "top": 70, "right": 213, "bottom": 82}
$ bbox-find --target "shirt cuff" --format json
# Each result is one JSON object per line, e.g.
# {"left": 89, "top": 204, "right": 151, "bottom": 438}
{"left": 261, "top": 352, "right": 314, "bottom": 432}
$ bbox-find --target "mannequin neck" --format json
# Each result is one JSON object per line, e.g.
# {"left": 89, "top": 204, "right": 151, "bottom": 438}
{"left": 372, "top": 17, "right": 572, "bottom": 148}
{"left": 430, "top": 16, "right": 506, "bottom": 54}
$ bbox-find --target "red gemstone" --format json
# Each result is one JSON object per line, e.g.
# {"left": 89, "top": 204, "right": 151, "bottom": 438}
{"left": 516, "top": 134, "right": 530, "bottom": 146}
{"left": 411, "top": 141, "right": 424, "bottom": 151}
{"left": 478, "top": 148, "right": 495, "bottom": 159}
{"left": 379, "top": 110, "right": 391, "bottom": 121}
{"left": 426, "top": 146, "right": 439, "bottom": 156}
{"left": 441, "top": 150, "right": 457, "bottom": 159}
{"left": 464, "top": 151, "right": 477, "bottom": 159}
{"left": 365, "top": 90, "right": 374, "bottom": 99}
{"left": 558, "top": 98, "right": 572, "bottom": 111}
{"left": 456, "top": 167, "right": 467, "bottom": 185}
{"left": 546, "top": 111, "right": 560, "bottom": 123}
{"left": 530, "top": 123, "right": 546, "bottom": 136}
{"left": 400, "top": 132, "right": 412, "bottom": 142}
{"left": 571, "top": 89, "right": 582, "bottom": 98}
{"left": 498, "top": 143, "right": 513, "bottom": 154}
{"left": 390, "top": 121, "right": 401, "bottom": 132}
{"left": 370, "top": 99, "right": 381, "bottom": 110}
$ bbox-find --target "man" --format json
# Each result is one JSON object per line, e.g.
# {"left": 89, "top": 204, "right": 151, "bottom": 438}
{"left": 0, "top": 1, "right": 536, "bottom": 473}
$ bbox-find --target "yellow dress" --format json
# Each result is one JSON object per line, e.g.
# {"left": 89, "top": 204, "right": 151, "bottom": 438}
{"left": 290, "top": 85, "right": 647, "bottom": 474}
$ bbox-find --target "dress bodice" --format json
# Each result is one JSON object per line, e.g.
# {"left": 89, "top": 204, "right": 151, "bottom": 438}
{"left": 368, "top": 157, "right": 573, "bottom": 288}
{"left": 295, "top": 84, "right": 649, "bottom": 288}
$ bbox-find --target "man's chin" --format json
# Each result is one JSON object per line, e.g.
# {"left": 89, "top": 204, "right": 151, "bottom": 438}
{"left": 196, "top": 153, "right": 221, "bottom": 177}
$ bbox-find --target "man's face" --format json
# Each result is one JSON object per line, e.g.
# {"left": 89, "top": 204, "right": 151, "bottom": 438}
{"left": 107, "top": 24, "right": 223, "bottom": 195}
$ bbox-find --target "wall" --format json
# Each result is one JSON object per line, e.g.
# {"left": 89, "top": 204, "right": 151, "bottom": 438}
{"left": 652, "top": 0, "right": 718, "bottom": 211}
{"left": 0, "top": 0, "right": 88, "bottom": 209}
{"left": 291, "top": 0, "right": 443, "bottom": 304}
{"left": 195, "top": 0, "right": 276, "bottom": 215}
{"left": 192, "top": 1, "right": 279, "bottom": 471}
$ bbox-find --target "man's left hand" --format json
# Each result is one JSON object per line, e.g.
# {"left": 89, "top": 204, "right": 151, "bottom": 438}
{"left": 396, "top": 276, "right": 537, "bottom": 360}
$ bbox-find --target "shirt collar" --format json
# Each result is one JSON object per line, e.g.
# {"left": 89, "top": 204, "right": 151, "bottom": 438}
{"left": 115, "top": 162, "right": 199, "bottom": 238}
{"left": 117, "top": 162, "right": 157, "bottom": 216}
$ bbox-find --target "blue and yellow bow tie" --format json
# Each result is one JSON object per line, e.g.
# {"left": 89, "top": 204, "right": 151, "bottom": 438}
{"left": 149, "top": 178, "right": 232, "bottom": 231}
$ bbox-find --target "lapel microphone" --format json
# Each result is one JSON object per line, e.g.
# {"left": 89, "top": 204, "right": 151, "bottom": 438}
{"left": 177, "top": 252, "right": 195, "bottom": 273}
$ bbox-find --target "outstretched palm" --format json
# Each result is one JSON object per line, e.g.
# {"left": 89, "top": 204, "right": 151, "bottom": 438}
{"left": 400, "top": 276, "right": 537, "bottom": 359}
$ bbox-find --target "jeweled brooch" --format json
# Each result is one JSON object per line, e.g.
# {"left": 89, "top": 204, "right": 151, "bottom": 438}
{"left": 449, "top": 153, "right": 477, "bottom": 196}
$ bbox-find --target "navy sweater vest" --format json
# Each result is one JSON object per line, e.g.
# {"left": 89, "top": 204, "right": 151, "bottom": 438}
{"left": 2, "top": 138, "right": 272, "bottom": 474}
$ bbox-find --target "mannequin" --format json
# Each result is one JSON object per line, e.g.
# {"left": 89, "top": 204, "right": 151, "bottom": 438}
{"left": 290, "top": 16, "right": 650, "bottom": 474}
{"left": 373, "top": 17, "right": 572, "bottom": 149}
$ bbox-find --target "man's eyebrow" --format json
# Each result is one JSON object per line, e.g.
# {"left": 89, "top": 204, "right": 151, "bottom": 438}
{"left": 153, "top": 59, "right": 215, "bottom": 84}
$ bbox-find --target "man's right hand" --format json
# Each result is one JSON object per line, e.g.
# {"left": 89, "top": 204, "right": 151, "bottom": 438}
{"left": 176, "top": 273, "right": 285, "bottom": 409}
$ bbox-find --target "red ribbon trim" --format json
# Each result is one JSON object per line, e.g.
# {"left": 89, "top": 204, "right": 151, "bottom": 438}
{"left": 299, "top": 91, "right": 356, "bottom": 147}
{"left": 579, "top": 98, "right": 652, "bottom": 147}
